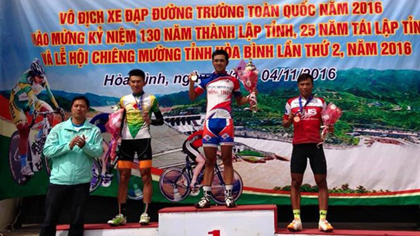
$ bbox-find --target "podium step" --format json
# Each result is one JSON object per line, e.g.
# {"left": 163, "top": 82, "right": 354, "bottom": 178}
{"left": 56, "top": 222, "right": 158, "bottom": 236}
{"left": 158, "top": 204, "right": 277, "bottom": 236}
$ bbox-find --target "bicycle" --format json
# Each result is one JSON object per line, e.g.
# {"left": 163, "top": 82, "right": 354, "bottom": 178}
{"left": 159, "top": 155, "right": 243, "bottom": 204}
{"left": 8, "top": 109, "right": 64, "bottom": 185}
{"left": 89, "top": 112, "right": 144, "bottom": 200}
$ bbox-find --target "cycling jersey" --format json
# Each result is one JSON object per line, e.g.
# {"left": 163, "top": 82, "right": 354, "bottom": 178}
{"left": 195, "top": 72, "right": 242, "bottom": 119}
{"left": 9, "top": 72, "right": 58, "bottom": 125}
{"left": 10, "top": 71, "right": 57, "bottom": 110}
{"left": 182, "top": 130, "right": 203, "bottom": 161}
{"left": 184, "top": 130, "right": 203, "bottom": 149}
{"left": 284, "top": 96, "right": 326, "bottom": 144}
{"left": 120, "top": 93, "right": 160, "bottom": 140}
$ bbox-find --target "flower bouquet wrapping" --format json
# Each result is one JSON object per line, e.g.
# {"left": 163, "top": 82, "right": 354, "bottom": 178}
{"left": 320, "top": 103, "right": 343, "bottom": 142}
{"left": 105, "top": 108, "right": 124, "bottom": 164}
{"left": 235, "top": 59, "right": 258, "bottom": 113}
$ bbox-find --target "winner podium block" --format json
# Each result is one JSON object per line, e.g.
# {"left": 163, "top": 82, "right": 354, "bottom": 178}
{"left": 158, "top": 204, "right": 277, "bottom": 236}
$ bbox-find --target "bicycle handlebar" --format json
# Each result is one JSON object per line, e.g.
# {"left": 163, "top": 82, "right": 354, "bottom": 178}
{"left": 29, "top": 108, "right": 65, "bottom": 129}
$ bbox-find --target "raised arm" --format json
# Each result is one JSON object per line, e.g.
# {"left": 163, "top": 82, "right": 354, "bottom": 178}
{"left": 188, "top": 73, "right": 200, "bottom": 101}
{"left": 282, "top": 102, "right": 294, "bottom": 128}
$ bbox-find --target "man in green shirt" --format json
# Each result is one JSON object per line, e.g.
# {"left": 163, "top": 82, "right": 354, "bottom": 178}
{"left": 40, "top": 96, "right": 103, "bottom": 236}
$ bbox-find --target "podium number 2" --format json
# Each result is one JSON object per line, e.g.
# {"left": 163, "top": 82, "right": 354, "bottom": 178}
{"left": 208, "top": 230, "right": 220, "bottom": 236}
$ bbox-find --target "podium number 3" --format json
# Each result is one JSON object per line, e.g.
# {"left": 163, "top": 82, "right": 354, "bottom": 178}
{"left": 208, "top": 230, "right": 220, "bottom": 236}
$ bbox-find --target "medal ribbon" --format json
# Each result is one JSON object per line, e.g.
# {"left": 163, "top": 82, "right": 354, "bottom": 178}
{"left": 298, "top": 95, "right": 314, "bottom": 114}
{"left": 133, "top": 94, "right": 143, "bottom": 111}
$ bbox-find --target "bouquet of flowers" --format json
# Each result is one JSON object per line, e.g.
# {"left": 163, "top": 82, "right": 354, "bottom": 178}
{"left": 235, "top": 59, "right": 258, "bottom": 113}
{"left": 105, "top": 107, "right": 124, "bottom": 163}
{"left": 320, "top": 103, "right": 343, "bottom": 142}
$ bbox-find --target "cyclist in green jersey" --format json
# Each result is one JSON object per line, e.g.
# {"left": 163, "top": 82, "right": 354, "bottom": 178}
{"left": 9, "top": 58, "right": 60, "bottom": 176}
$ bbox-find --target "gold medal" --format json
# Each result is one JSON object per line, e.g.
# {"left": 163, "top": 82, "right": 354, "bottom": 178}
{"left": 294, "top": 116, "right": 300, "bottom": 122}
{"left": 191, "top": 74, "right": 198, "bottom": 82}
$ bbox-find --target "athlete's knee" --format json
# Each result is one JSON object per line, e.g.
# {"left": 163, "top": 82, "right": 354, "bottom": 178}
{"left": 316, "top": 179, "right": 328, "bottom": 189}
{"left": 291, "top": 176, "right": 303, "bottom": 187}
{"left": 196, "top": 155, "right": 205, "bottom": 164}
{"left": 141, "top": 174, "right": 152, "bottom": 185}
{"left": 119, "top": 170, "right": 131, "bottom": 184}
{"left": 291, "top": 180, "right": 302, "bottom": 188}
{"left": 205, "top": 158, "right": 216, "bottom": 167}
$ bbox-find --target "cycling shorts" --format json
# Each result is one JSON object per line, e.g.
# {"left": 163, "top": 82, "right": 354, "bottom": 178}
{"left": 291, "top": 143, "right": 327, "bottom": 175}
{"left": 119, "top": 139, "right": 152, "bottom": 169}
{"left": 202, "top": 118, "right": 234, "bottom": 147}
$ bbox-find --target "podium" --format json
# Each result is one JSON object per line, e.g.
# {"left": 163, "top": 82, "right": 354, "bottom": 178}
{"left": 55, "top": 204, "right": 420, "bottom": 236}
{"left": 56, "top": 205, "right": 277, "bottom": 236}
{"left": 158, "top": 205, "right": 277, "bottom": 236}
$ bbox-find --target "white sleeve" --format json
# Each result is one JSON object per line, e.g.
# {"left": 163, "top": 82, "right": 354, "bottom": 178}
{"left": 284, "top": 102, "right": 291, "bottom": 115}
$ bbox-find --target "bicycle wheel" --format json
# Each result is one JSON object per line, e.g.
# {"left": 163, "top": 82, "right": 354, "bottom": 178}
{"left": 159, "top": 167, "right": 190, "bottom": 202}
{"left": 210, "top": 170, "right": 243, "bottom": 205}
{"left": 90, "top": 159, "right": 102, "bottom": 193}
{"left": 8, "top": 131, "right": 30, "bottom": 185}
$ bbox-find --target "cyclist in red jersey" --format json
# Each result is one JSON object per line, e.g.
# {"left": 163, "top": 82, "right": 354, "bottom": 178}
{"left": 282, "top": 73, "right": 334, "bottom": 232}
{"left": 182, "top": 130, "right": 205, "bottom": 193}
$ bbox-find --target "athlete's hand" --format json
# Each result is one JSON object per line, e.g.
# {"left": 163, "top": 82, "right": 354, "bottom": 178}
{"left": 326, "top": 125, "right": 334, "bottom": 134}
{"left": 143, "top": 111, "right": 151, "bottom": 125}
{"left": 189, "top": 72, "right": 198, "bottom": 83}
{"left": 248, "top": 92, "right": 257, "bottom": 103}
{"left": 288, "top": 113, "right": 297, "bottom": 125}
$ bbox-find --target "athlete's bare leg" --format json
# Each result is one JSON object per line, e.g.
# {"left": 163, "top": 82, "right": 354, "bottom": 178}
{"left": 314, "top": 174, "right": 328, "bottom": 210}
{"left": 202, "top": 147, "right": 217, "bottom": 186}
{"left": 117, "top": 168, "right": 131, "bottom": 213}
{"left": 191, "top": 155, "right": 205, "bottom": 187}
{"left": 220, "top": 145, "right": 233, "bottom": 185}
{"left": 17, "top": 123, "right": 30, "bottom": 156}
{"left": 290, "top": 173, "right": 304, "bottom": 210}
{"left": 140, "top": 167, "right": 152, "bottom": 204}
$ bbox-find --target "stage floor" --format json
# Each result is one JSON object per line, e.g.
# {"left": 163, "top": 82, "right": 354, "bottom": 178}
{"left": 2, "top": 222, "right": 419, "bottom": 236}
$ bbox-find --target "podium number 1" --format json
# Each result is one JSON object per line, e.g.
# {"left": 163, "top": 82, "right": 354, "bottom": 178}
{"left": 208, "top": 230, "right": 220, "bottom": 236}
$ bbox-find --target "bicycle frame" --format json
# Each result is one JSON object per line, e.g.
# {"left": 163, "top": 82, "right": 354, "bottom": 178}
{"left": 183, "top": 155, "right": 224, "bottom": 188}
{"left": 30, "top": 110, "right": 64, "bottom": 174}
{"left": 158, "top": 154, "right": 243, "bottom": 204}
